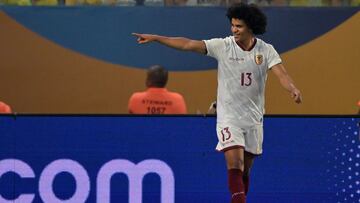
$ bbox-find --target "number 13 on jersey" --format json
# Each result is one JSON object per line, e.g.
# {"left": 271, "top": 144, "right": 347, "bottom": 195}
{"left": 241, "top": 72, "right": 252, "bottom": 86}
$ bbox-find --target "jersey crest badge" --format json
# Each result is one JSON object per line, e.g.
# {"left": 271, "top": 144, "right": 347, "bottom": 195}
{"left": 255, "top": 54, "right": 263, "bottom": 65}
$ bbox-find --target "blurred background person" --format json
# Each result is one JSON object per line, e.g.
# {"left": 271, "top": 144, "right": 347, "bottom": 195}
{"left": 208, "top": 100, "right": 217, "bottom": 114}
{"left": 0, "top": 100, "right": 12, "bottom": 113}
{"left": 0, "top": 0, "right": 32, "bottom": 5}
{"left": 64, "top": 0, "right": 104, "bottom": 5}
{"left": 32, "top": 0, "right": 58, "bottom": 5}
{"left": 128, "top": 65, "right": 187, "bottom": 114}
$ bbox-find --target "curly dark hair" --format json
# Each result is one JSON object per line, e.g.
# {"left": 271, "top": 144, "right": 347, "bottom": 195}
{"left": 226, "top": 3, "right": 267, "bottom": 35}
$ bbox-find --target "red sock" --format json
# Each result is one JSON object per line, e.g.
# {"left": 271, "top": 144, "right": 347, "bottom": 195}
{"left": 228, "top": 169, "right": 246, "bottom": 203}
{"left": 243, "top": 175, "right": 250, "bottom": 195}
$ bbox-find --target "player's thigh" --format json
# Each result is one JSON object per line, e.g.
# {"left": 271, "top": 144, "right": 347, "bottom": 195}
{"left": 244, "top": 124, "right": 263, "bottom": 155}
{"left": 216, "top": 125, "right": 245, "bottom": 152}
{"left": 224, "top": 147, "right": 245, "bottom": 170}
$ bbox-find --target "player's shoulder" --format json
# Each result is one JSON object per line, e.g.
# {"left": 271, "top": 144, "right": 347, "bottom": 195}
{"left": 224, "top": 36, "right": 235, "bottom": 46}
{"left": 205, "top": 36, "right": 232, "bottom": 44}
{"left": 212, "top": 36, "right": 235, "bottom": 51}
{"left": 256, "top": 38, "right": 274, "bottom": 49}
{"left": 256, "top": 38, "right": 279, "bottom": 58}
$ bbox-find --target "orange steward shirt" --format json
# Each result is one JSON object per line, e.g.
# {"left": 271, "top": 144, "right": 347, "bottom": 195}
{"left": 128, "top": 88, "right": 187, "bottom": 114}
{"left": 0, "top": 101, "right": 11, "bottom": 113}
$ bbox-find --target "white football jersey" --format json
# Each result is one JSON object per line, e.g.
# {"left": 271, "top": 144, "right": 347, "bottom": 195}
{"left": 204, "top": 36, "right": 281, "bottom": 128}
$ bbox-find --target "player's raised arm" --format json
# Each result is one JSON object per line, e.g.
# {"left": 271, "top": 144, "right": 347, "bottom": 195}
{"left": 132, "top": 33, "right": 207, "bottom": 55}
{"left": 271, "top": 63, "right": 302, "bottom": 104}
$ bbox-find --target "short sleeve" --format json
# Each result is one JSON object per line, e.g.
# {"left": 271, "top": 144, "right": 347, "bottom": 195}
{"left": 267, "top": 45, "right": 282, "bottom": 70}
{"left": 203, "top": 38, "right": 225, "bottom": 60}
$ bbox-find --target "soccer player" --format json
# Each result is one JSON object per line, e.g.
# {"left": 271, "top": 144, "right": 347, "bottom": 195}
{"left": 128, "top": 65, "right": 187, "bottom": 114}
{"left": 133, "top": 3, "right": 302, "bottom": 202}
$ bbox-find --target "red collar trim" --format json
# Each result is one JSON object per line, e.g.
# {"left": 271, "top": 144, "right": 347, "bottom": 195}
{"left": 237, "top": 38, "right": 257, "bottom": 52}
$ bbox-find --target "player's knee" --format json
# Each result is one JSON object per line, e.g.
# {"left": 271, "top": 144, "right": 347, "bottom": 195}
{"left": 227, "top": 159, "right": 244, "bottom": 170}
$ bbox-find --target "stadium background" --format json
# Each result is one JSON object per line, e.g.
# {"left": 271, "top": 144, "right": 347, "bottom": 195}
{"left": 0, "top": 6, "right": 359, "bottom": 203}
{"left": 0, "top": 7, "right": 359, "bottom": 114}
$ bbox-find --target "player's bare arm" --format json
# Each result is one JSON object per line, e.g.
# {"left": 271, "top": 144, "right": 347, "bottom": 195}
{"left": 132, "top": 33, "right": 207, "bottom": 54}
{"left": 271, "top": 63, "right": 302, "bottom": 104}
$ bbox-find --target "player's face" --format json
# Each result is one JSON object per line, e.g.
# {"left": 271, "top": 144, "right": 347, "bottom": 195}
{"left": 231, "top": 18, "right": 252, "bottom": 43}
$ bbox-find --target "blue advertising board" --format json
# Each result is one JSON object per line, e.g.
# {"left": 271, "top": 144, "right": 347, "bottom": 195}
{"left": 0, "top": 115, "right": 359, "bottom": 202}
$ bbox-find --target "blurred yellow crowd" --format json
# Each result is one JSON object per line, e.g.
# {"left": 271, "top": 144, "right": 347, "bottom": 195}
{"left": 0, "top": 0, "right": 117, "bottom": 5}
{"left": 0, "top": 0, "right": 359, "bottom": 6}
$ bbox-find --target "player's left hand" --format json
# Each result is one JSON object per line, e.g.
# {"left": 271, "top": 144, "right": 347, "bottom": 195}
{"left": 291, "top": 89, "right": 302, "bottom": 104}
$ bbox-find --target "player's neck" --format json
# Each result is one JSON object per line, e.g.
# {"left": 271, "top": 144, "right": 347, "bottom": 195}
{"left": 237, "top": 37, "right": 256, "bottom": 51}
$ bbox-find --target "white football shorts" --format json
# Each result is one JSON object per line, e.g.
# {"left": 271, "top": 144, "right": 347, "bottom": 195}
{"left": 215, "top": 124, "right": 263, "bottom": 155}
